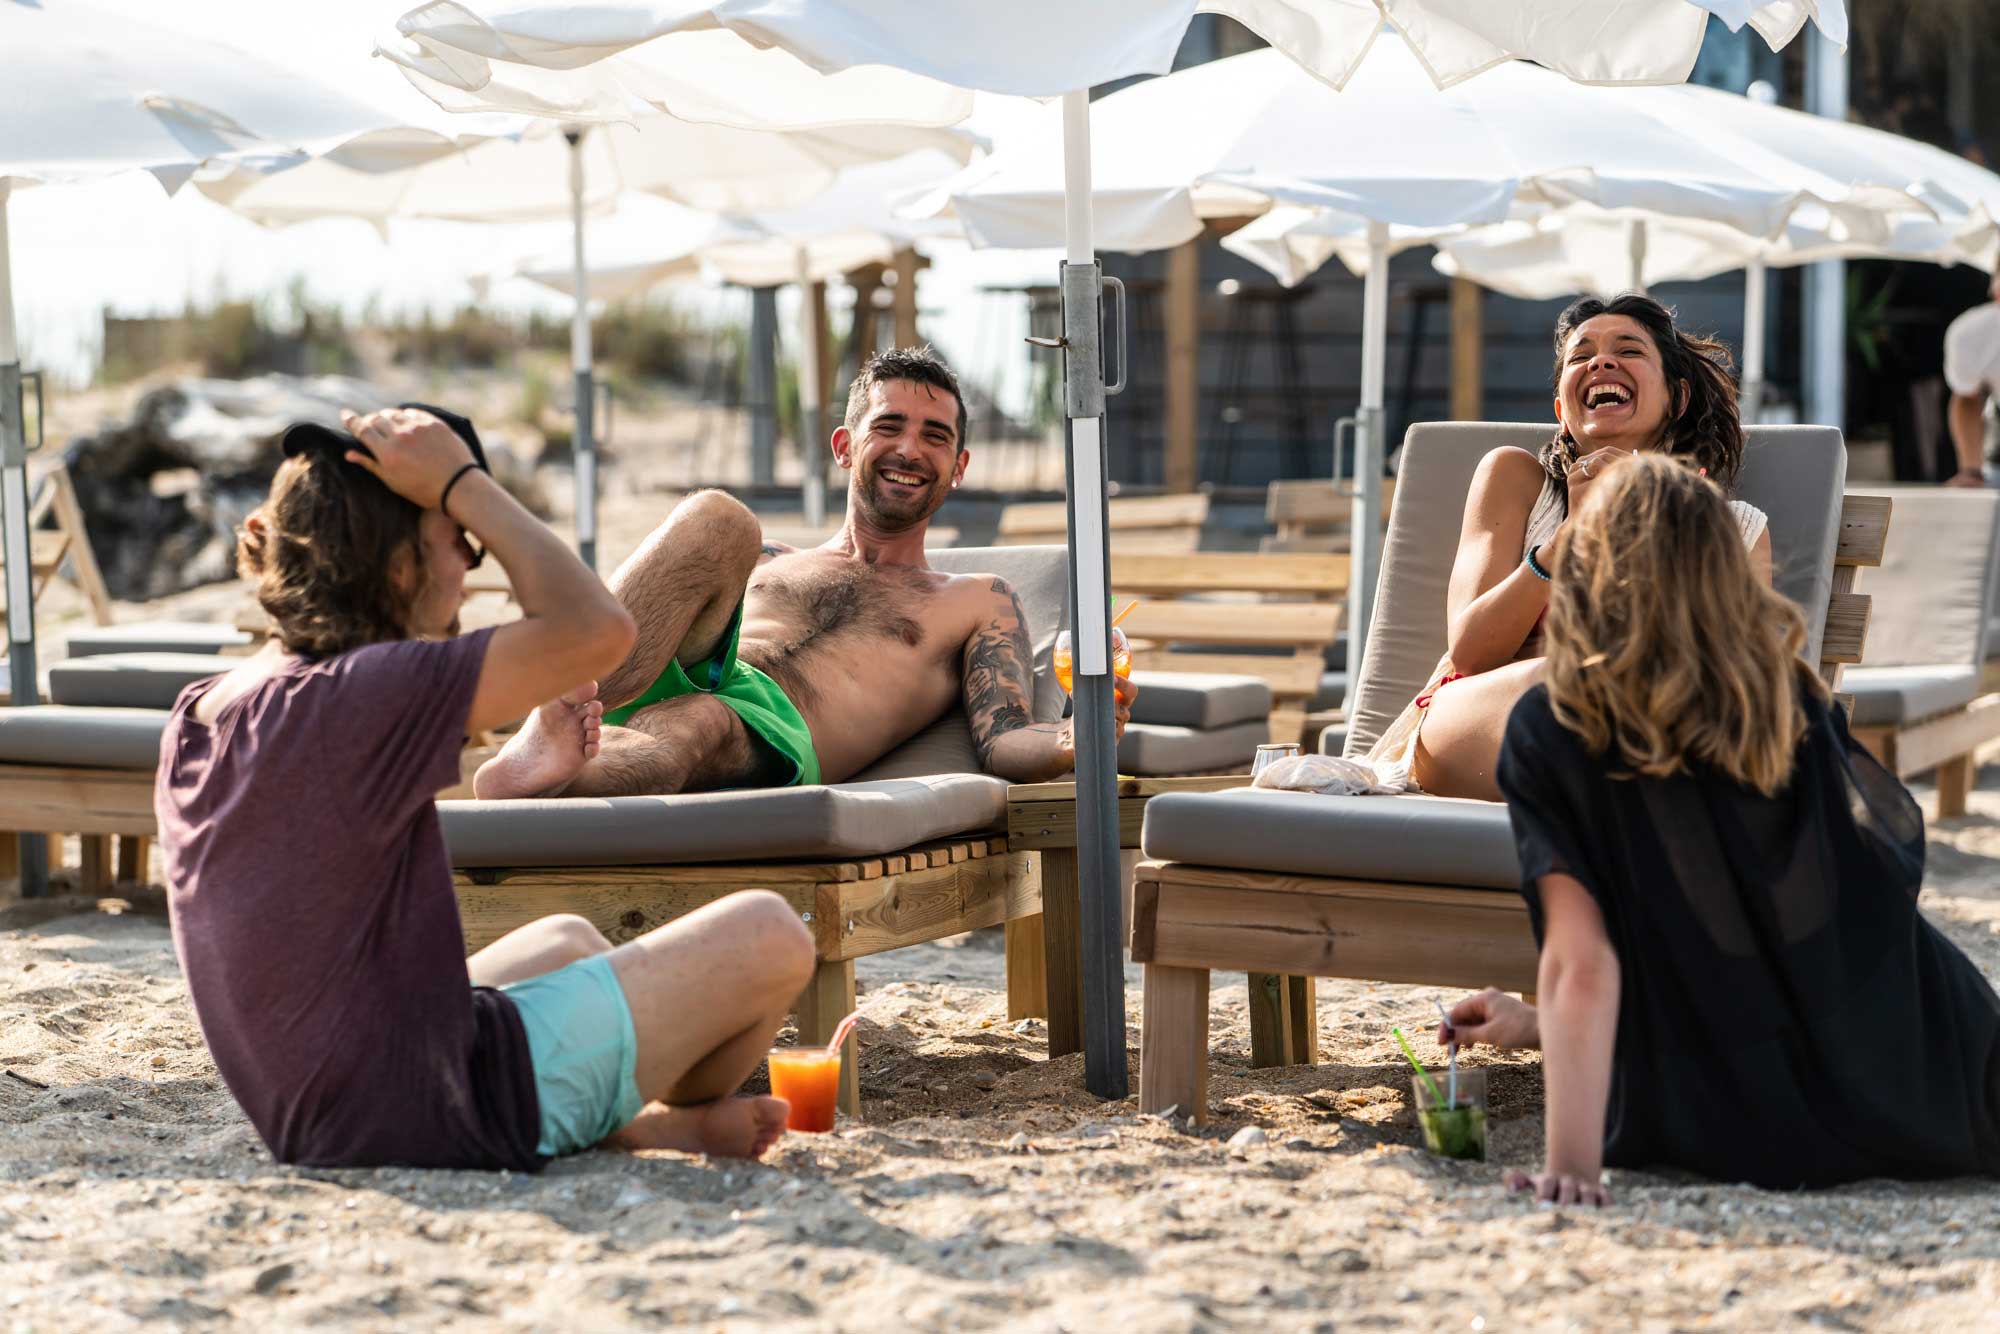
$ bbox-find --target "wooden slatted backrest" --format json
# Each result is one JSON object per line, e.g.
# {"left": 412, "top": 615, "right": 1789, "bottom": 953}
{"left": 1111, "top": 550, "right": 1346, "bottom": 742}
{"left": 1261, "top": 478, "right": 1397, "bottom": 553}
{"left": 0, "top": 464, "right": 113, "bottom": 625}
{"left": 1821, "top": 492, "right": 1889, "bottom": 689}
{"left": 998, "top": 492, "right": 1209, "bottom": 552}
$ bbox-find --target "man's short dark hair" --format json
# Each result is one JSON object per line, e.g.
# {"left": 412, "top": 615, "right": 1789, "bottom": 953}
{"left": 843, "top": 346, "right": 967, "bottom": 450}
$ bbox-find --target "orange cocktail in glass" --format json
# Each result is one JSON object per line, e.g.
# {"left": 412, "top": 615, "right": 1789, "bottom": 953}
{"left": 1052, "top": 627, "right": 1131, "bottom": 695}
{"left": 767, "top": 1046, "right": 843, "bottom": 1132}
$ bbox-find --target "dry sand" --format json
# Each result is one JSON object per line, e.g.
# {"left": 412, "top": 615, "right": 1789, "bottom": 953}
{"left": 3, "top": 764, "right": 2000, "bottom": 1331}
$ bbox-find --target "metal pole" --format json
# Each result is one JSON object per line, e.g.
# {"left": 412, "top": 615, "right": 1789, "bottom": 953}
{"left": 1805, "top": 31, "right": 1848, "bottom": 431}
{"left": 748, "top": 287, "right": 779, "bottom": 488}
{"left": 1059, "top": 88, "right": 1125, "bottom": 1101}
{"left": 1349, "top": 223, "right": 1389, "bottom": 683}
{"left": 1627, "top": 218, "right": 1649, "bottom": 296}
{"left": 0, "top": 183, "right": 47, "bottom": 896}
{"left": 565, "top": 129, "right": 598, "bottom": 571}
{"left": 798, "top": 249, "right": 826, "bottom": 529}
{"left": 1742, "top": 257, "right": 1768, "bottom": 423}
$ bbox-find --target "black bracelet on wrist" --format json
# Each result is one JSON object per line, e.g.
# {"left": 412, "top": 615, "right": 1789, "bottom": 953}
{"left": 1524, "top": 543, "right": 1553, "bottom": 582}
{"left": 438, "top": 462, "right": 481, "bottom": 520}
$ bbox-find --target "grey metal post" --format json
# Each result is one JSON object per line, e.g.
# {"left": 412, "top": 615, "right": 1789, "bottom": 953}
{"left": 1057, "top": 88, "right": 1126, "bottom": 1102}
{"left": 1804, "top": 29, "right": 1848, "bottom": 431}
{"left": 565, "top": 129, "right": 598, "bottom": 571}
{"left": 748, "top": 286, "right": 779, "bottom": 489}
{"left": 0, "top": 184, "right": 46, "bottom": 896}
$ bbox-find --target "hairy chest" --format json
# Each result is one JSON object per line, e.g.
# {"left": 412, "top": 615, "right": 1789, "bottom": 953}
{"left": 746, "top": 558, "right": 963, "bottom": 666}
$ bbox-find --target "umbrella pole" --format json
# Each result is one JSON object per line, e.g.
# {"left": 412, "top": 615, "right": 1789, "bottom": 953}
{"left": 1627, "top": 218, "right": 1649, "bottom": 296}
{"left": 1349, "top": 223, "right": 1389, "bottom": 680}
{"left": 798, "top": 248, "right": 826, "bottom": 529}
{"left": 1742, "top": 257, "right": 1767, "bottom": 423}
{"left": 0, "top": 184, "right": 47, "bottom": 897}
{"left": 1058, "top": 89, "right": 1126, "bottom": 1101}
{"left": 566, "top": 129, "right": 598, "bottom": 571}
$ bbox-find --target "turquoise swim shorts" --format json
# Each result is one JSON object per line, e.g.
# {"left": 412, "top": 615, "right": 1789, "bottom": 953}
{"left": 501, "top": 954, "right": 645, "bottom": 1157}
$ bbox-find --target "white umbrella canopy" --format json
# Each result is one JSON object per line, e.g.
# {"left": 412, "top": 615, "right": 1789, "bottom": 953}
{"left": 386, "top": 0, "right": 1849, "bottom": 1104}
{"left": 0, "top": 0, "right": 462, "bottom": 896}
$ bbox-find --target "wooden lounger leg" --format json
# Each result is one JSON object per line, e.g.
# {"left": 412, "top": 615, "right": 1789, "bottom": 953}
{"left": 1937, "top": 753, "right": 1976, "bottom": 819}
{"left": 1249, "top": 971, "right": 1315, "bottom": 1068}
{"left": 78, "top": 836, "right": 113, "bottom": 894}
{"left": 1038, "top": 848, "right": 1085, "bottom": 1058}
{"left": 0, "top": 833, "right": 17, "bottom": 881}
{"left": 1285, "top": 974, "right": 1319, "bottom": 1065}
{"left": 1004, "top": 913, "right": 1049, "bottom": 1021}
{"left": 1140, "top": 963, "right": 1210, "bottom": 1123}
{"left": 796, "top": 958, "right": 860, "bottom": 1119}
{"left": 115, "top": 835, "right": 153, "bottom": 887}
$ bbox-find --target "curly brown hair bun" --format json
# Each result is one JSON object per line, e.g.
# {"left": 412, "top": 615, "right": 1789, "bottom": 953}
{"left": 1541, "top": 292, "right": 1745, "bottom": 500}
{"left": 237, "top": 450, "right": 427, "bottom": 658}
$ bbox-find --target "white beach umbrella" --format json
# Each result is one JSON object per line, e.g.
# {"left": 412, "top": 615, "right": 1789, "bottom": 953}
{"left": 0, "top": 0, "right": 461, "bottom": 895}
{"left": 384, "top": 0, "right": 1849, "bottom": 1102}
{"left": 202, "top": 119, "right": 971, "bottom": 568}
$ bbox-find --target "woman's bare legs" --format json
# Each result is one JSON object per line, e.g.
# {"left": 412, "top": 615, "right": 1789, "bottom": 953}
{"left": 467, "top": 914, "right": 612, "bottom": 987}
{"left": 1411, "top": 657, "right": 1548, "bottom": 801}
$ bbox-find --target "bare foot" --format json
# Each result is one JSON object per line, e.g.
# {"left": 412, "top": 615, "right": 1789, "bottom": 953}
{"left": 473, "top": 682, "right": 604, "bottom": 799}
{"left": 609, "top": 1096, "right": 791, "bottom": 1159}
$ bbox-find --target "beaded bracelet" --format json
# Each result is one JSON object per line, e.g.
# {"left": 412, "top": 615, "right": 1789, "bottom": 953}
{"left": 1524, "top": 543, "right": 1552, "bottom": 581}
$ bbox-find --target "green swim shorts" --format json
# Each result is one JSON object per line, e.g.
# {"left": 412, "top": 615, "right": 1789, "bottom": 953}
{"left": 500, "top": 953, "right": 645, "bottom": 1157}
{"left": 601, "top": 601, "right": 820, "bottom": 786}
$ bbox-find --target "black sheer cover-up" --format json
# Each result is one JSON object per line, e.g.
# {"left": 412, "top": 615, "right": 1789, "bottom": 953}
{"left": 1497, "top": 683, "right": 2000, "bottom": 1189}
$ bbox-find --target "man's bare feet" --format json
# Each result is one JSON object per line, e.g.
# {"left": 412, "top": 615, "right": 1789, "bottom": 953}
{"left": 473, "top": 682, "right": 604, "bottom": 799}
{"left": 609, "top": 1096, "right": 791, "bottom": 1159}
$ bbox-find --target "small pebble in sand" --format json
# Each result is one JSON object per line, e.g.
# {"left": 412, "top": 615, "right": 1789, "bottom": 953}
{"left": 1227, "top": 1126, "right": 1268, "bottom": 1157}
{"left": 1011, "top": 1019, "right": 1041, "bottom": 1035}
{"left": 970, "top": 1071, "right": 998, "bottom": 1091}
{"left": 1005, "top": 1133, "right": 1029, "bottom": 1154}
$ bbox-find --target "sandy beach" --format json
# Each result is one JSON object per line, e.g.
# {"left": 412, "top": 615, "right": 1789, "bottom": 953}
{"left": 3, "top": 758, "right": 1999, "bottom": 1330}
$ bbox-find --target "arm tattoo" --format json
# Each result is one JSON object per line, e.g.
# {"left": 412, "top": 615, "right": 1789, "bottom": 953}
{"left": 963, "top": 577, "right": 1037, "bottom": 767}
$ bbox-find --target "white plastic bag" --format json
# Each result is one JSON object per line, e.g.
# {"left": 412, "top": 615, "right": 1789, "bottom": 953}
{"left": 1250, "top": 752, "right": 1404, "bottom": 797}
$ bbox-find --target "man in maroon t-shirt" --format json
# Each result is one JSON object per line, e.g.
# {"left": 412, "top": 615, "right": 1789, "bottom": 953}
{"left": 158, "top": 405, "right": 814, "bottom": 1169}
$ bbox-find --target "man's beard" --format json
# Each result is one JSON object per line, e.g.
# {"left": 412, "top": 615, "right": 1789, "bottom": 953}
{"left": 853, "top": 462, "right": 948, "bottom": 530}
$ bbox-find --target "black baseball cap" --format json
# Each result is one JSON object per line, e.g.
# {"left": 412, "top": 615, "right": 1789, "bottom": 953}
{"left": 280, "top": 401, "right": 490, "bottom": 473}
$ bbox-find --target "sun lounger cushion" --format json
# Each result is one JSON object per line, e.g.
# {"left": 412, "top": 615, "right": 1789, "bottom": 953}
{"left": 1126, "top": 672, "right": 1270, "bottom": 729}
{"left": 1850, "top": 488, "right": 2000, "bottom": 673}
{"left": 1346, "top": 423, "right": 1846, "bottom": 757}
{"left": 926, "top": 545, "right": 1068, "bottom": 724}
{"left": 65, "top": 621, "right": 254, "bottom": 658}
{"left": 1841, "top": 665, "right": 1982, "bottom": 726}
{"left": 440, "top": 772, "right": 1010, "bottom": 867}
{"left": 47, "top": 653, "right": 231, "bottom": 709}
{"left": 1311, "top": 670, "right": 1347, "bottom": 711}
{"left": 1141, "top": 788, "right": 1519, "bottom": 889}
{"left": 1118, "top": 719, "right": 1268, "bottom": 775}
{"left": 0, "top": 705, "right": 170, "bottom": 769}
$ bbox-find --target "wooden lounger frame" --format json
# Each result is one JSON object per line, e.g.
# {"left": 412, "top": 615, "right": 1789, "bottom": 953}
{"left": 1131, "top": 493, "right": 1889, "bottom": 1122}
{"left": 0, "top": 759, "right": 1047, "bottom": 1119}
{"left": 997, "top": 491, "right": 1209, "bottom": 553}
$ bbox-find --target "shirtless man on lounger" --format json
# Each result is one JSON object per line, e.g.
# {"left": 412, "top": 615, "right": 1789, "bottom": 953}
{"left": 475, "top": 346, "right": 1136, "bottom": 800}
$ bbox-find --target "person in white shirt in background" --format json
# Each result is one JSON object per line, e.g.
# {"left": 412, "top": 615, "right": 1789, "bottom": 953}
{"left": 1944, "top": 271, "right": 2000, "bottom": 488}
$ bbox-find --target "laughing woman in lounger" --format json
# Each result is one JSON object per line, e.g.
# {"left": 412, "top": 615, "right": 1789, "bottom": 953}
{"left": 1448, "top": 456, "right": 2000, "bottom": 1201}
{"left": 157, "top": 405, "right": 815, "bottom": 1171}
{"left": 1368, "top": 294, "right": 1772, "bottom": 799}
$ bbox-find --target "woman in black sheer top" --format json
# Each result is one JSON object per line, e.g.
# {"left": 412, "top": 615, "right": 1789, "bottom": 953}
{"left": 1446, "top": 455, "right": 2000, "bottom": 1203}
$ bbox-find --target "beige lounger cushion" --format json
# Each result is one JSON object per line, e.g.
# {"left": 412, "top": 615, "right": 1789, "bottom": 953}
{"left": 48, "top": 653, "right": 231, "bottom": 709}
{"left": 0, "top": 706, "right": 169, "bottom": 768}
{"left": 1141, "top": 788, "right": 1519, "bottom": 889}
{"left": 66, "top": 621, "right": 254, "bottom": 658}
{"left": 1126, "top": 672, "right": 1271, "bottom": 729}
{"left": 440, "top": 773, "right": 1009, "bottom": 867}
{"left": 1843, "top": 665, "right": 1981, "bottom": 727}
{"left": 1346, "top": 423, "right": 1846, "bottom": 757}
{"left": 1118, "top": 719, "right": 1268, "bottom": 775}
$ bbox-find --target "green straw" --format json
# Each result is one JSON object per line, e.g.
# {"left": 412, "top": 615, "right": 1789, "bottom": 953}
{"left": 1392, "top": 1026, "right": 1446, "bottom": 1108}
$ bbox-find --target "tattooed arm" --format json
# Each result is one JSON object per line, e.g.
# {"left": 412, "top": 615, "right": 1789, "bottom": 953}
{"left": 962, "top": 577, "right": 1134, "bottom": 782}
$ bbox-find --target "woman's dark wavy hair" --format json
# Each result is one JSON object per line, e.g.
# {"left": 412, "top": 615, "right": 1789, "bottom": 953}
{"left": 236, "top": 452, "right": 427, "bottom": 658}
{"left": 1541, "top": 292, "right": 1744, "bottom": 497}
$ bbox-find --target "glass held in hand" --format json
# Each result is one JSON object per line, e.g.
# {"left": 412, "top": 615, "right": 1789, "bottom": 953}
{"left": 1052, "top": 627, "right": 1131, "bottom": 696}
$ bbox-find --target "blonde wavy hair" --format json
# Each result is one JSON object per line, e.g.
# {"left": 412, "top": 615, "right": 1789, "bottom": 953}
{"left": 1542, "top": 454, "right": 1825, "bottom": 796}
